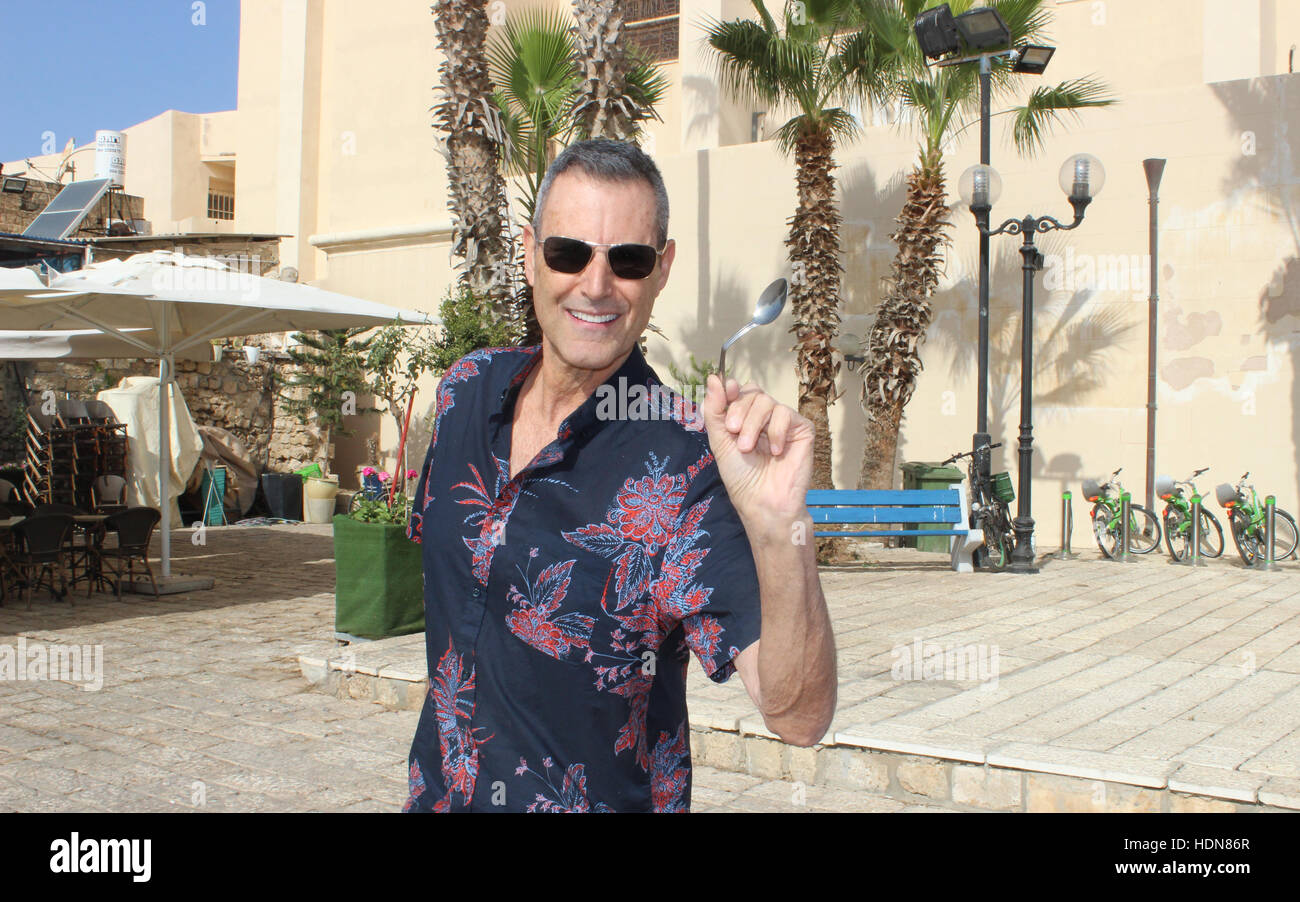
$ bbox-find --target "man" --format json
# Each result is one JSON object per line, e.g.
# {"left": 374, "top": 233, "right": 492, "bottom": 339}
{"left": 404, "top": 138, "right": 835, "bottom": 812}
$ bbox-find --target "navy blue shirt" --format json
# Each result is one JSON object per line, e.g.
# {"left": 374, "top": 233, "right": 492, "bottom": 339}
{"left": 402, "top": 343, "right": 761, "bottom": 812}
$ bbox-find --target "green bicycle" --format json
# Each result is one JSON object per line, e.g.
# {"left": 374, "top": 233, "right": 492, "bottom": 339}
{"left": 1156, "top": 468, "right": 1225, "bottom": 560}
{"left": 1215, "top": 473, "right": 1298, "bottom": 565}
{"left": 1084, "top": 467, "right": 1162, "bottom": 558}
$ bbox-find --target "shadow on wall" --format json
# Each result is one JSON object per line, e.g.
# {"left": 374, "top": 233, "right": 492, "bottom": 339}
{"left": 1211, "top": 74, "right": 1300, "bottom": 504}
{"left": 664, "top": 156, "right": 910, "bottom": 490}
{"left": 926, "top": 237, "right": 1140, "bottom": 496}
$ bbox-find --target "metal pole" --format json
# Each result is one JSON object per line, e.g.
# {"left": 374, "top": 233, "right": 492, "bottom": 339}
{"left": 1010, "top": 223, "right": 1039, "bottom": 572}
{"left": 1263, "top": 495, "right": 1278, "bottom": 571}
{"left": 159, "top": 306, "right": 172, "bottom": 580}
{"left": 976, "top": 55, "right": 992, "bottom": 444}
{"left": 1119, "top": 492, "right": 1132, "bottom": 561}
{"left": 1143, "top": 159, "right": 1166, "bottom": 514}
{"left": 1056, "top": 491, "right": 1077, "bottom": 560}
{"left": 1188, "top": 495, "right": 1206, "bottom": 567}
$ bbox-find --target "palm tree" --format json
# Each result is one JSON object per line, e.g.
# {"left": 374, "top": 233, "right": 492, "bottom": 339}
{"left": 855, "top": 0, "right": 1115, "bottom": 491}
{"left": 489, "top": 6, "right": 669, "bottom": 343}
{"left": 706, "top": 0, "right": 897, "bottom": 504}
{"left": 432, "top": 0, "right": 514, "bottom": 318}
{"left": 571, "top": 0, "right": 641, "bottom": 140}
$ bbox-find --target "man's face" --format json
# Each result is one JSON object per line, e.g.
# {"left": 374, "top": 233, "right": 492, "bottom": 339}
{"left": 524, "top": 170, "right": 675, "bottom": 378}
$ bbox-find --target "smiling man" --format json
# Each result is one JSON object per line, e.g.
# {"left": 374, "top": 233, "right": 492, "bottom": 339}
{"left": 403, "top": 138, "right": 836, "bottom": 813}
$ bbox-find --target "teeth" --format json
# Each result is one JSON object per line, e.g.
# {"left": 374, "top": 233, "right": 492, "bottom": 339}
{"left": 569, "top": 310, "right": 618, "bottom": 324}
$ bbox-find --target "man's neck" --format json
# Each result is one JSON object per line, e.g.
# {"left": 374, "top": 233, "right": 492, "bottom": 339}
{"left": 524, "top": 341, "right": 634, "bottom": 426}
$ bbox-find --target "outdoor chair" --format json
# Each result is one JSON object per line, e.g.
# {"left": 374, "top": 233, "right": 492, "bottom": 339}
{"left": 99, "top": 507, "right": 161, "bottom": 599}
{"left": 92, "top": 475, "right": 128, "bottom": 514}
{"left": 0, "top": 478, "right": 16, "bottom": 503}
{"left": 11, "top": 514, "right": 75, "bottom": 609}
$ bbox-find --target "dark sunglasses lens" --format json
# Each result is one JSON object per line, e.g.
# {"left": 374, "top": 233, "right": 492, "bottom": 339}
{"left": 608, "top": 244, "right": 658, "bottom": 279}
{"left": 542, "top": 237, "right": 593, "bottom": 274}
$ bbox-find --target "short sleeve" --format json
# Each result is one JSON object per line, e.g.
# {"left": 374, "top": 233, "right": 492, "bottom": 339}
{"left": 670, "top": 453, "right": 761, "bottom": 684}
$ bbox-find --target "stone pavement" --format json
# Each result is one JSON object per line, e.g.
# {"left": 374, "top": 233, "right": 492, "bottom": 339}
{"left": 2, "top": 522, "right": 1298, "bottom": 812}
{"left": 0, "top": 523, "right": 907, "bottom": 813}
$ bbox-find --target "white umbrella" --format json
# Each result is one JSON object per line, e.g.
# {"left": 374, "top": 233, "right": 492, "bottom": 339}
{"left": 0, "top": 328, "right": 209, "bottom": 361}
{"left": 2, "top": 251, "right": 433, "bottom": 590}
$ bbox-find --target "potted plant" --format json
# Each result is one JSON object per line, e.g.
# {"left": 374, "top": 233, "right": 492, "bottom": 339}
{"left": 332, "top": 472, "right": 423, "bottom": 640}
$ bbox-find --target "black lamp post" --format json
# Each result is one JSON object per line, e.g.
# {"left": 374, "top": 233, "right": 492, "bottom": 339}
{"left": 912, "top": 3, "right": 1055, "bottom": 500}
{"left": 960, "top": 154, "right": 1107, "bottom": 573}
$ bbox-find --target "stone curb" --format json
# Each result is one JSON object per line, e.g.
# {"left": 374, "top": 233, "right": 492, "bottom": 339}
{"left": 298, "top": 654, "right": 1296, "bottom": 812}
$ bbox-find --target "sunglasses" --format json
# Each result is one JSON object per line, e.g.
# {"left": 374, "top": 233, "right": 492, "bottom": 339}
{"left": 540, "top": 235, "right": 665, "bottom": 280}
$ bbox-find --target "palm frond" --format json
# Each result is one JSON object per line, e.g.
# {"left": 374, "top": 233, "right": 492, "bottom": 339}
{"left": 1010, "top": 75, "right": 1117, "bottom": 155}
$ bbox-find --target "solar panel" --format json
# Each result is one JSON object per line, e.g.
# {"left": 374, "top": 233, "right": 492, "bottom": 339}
{"left": 22, "top": 178, "right": 112, "bottom": 239}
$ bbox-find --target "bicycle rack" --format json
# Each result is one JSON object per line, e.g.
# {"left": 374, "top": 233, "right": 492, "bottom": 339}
{"left": 1117, "top": 493, "right": 1134, "bottom": 562}
{"left": 1182, "top": 495, "right": 1207, "bottom": 568}
{"left": 1258, "top": 495, "right": 1279, "bottom": 571}
{"left": 1055, "top": 491, "right": 1077, "bottom": 560}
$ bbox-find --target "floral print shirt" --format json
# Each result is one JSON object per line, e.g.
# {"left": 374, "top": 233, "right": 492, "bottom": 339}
{"left": 402, "top": 343, "right": 761, "bottom": 812}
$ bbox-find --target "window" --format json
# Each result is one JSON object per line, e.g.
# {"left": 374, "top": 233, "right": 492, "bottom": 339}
{"left": 626, "top": 0, "right": 678, "bottom": 63}
{"left": 207, "top": 191, "right": 234, "bottom": 221}
{"left": 207, "top": 179, "right": 235, "bottom": 221}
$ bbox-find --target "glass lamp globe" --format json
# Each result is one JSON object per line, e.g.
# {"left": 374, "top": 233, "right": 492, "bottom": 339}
{"left": 958, "top": 164, "right": 1003, "bottom": 209}
{"left": 1060, "top": 153, "right": 1106, "bottom": 200}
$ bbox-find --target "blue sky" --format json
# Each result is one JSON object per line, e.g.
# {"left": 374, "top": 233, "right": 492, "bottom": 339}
{"left": 2, "top": 0, "right": 240, "bottom": 165}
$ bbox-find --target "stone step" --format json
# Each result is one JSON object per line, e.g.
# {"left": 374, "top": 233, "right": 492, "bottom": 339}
{"left": 297, "top": 637, "right": 1299, "bottom": 814}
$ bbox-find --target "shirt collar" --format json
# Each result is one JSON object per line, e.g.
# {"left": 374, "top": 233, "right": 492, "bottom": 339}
{"left": 494, "top": 341, "right": 658, "bottom": 443}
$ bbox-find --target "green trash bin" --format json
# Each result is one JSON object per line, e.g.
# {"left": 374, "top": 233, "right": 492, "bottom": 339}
{"left": 900, "top": 462, "right": 966, "bottom": 553}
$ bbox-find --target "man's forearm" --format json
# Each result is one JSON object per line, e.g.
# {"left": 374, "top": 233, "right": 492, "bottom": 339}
{"left": 744, "top": 513, "right": 837, "bottom": 746}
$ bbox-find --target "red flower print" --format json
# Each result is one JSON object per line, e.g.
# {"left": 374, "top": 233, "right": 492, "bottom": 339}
{"left": 611, "top": 473, "right": 687, "bottom": 546}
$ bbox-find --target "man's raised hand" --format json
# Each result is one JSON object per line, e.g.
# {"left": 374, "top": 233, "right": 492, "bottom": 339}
{"left": 699, "top": 374, "right": 814, "bottom": 532}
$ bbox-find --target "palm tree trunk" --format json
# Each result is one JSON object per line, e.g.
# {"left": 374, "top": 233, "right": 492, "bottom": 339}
{"left": 433, "top": 0, "right": 514, "bottom": 318}
{"left": 858, "top": 154, "right": 951, "bottom": 491}
{"left": 787, "top": 131, "right": 846, "bottom": 561}
{"left": 571, "top": 0, "right": 638, "bottom": 139}
{"left": 787, "top": 130, "right": 843, "bottom": 493}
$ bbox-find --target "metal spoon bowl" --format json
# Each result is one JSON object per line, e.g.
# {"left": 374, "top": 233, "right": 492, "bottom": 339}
{"left": 718, "top": 277, "right": 788, "bottom": 382}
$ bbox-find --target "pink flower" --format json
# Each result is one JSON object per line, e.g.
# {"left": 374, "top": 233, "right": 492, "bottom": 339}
{"left": 378, "top": 471, "right": 392, "bottom": 482}
{"left": 406, "top": 469, "right": 418, "bottom": 479}
{"left": 362, "top": 466, "right": 375, "bottom": 477}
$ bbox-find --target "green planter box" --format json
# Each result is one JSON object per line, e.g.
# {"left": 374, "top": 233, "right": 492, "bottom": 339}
{"left": 332, "top": 514, "right": 425, "bottom": 639}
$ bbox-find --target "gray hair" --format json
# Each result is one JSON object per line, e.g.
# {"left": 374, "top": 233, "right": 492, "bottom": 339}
{"left": 532, "top": 138, "right": 669, "bottom": 249}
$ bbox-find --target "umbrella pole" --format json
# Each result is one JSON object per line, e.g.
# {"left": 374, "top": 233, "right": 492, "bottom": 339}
{"left": 159, "top": 354, "right": 172, "bottom": 579}
{"left": 390, "top": 391, "right": 416, "bottom": 506}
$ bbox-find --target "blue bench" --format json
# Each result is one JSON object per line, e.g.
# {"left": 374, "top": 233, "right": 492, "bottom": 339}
{"left": 805, "top": 487, "right": 983, "bottom": 572}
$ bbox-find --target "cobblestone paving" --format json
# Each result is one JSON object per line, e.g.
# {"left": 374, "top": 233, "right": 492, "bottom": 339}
{"left": 0, "top": 524, "right": 908, "bottom": 813}
{"left": 2, "top": 523, "right": 1297, "bottom": 811}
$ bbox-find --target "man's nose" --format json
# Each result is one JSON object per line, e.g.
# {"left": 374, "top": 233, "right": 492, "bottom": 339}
{"left": 580, "top": 247, "right": 616, "bottom": 298}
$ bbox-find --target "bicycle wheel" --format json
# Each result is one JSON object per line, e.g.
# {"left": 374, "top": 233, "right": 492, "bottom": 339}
{"left": 1164, "top": 508, "right": 1190, "bottom": 561}
{"left": 981, "top": 508, "right": 1011, "bottom": 571}
{"left": 1275, "top": 510, "right": 1299, "bottom": 559}
{"left": 1092, "top": 503, "right": 1119, "bottom": 559}
{"left": 1128, "top": 504, "right": 1162, "bottom": 554}
{"left": 1198, "top": 509, "right": 1226, "bottom": 558}
{"left": 1230, "top": 508, "right": 1261, "bottom": 565}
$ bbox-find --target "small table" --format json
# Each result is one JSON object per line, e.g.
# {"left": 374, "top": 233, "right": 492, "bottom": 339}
{"left": 72, "top": 514, "right": 110, "bottom": 595}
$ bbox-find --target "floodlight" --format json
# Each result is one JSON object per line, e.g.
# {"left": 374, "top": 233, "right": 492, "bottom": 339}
{"left": 955, "top": 7, "right": 1011, "bottom": 51}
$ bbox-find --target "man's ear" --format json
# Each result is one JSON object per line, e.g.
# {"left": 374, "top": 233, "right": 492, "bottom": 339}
{"left": 657, "top": 238, "right": 676, "bottom": 284}
{"left": 522, "top": 224, "right": 536, "bottom": 287}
